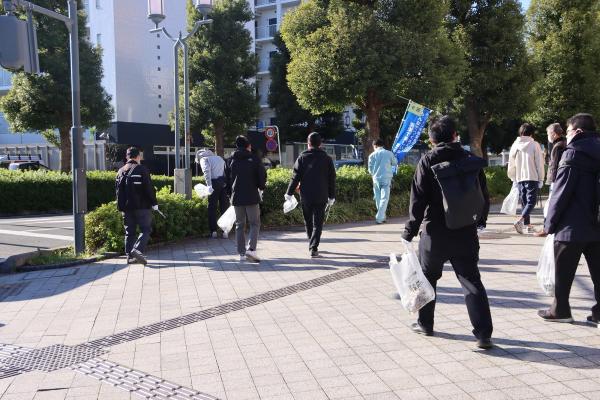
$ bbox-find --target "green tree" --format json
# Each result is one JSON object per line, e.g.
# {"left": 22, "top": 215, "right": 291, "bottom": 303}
{"left": 268, "top": 33, "right": 343, "bottom": 143}
{"left": 186, "top": 0, "right": 258, "bottom": 156}
{"left": 527, "top": 0, "right": 600, "bottom": 128}
{"left": 280, "top": 0, "right": 464, "bottom": 159}
{"left": 0, "top": 0, "right": 112, "bottom": 172}
{"left": 447, "top": 0, "right": 532, "bottom": 157}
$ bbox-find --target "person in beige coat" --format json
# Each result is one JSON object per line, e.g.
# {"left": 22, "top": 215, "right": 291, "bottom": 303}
{"left": 507, "top": 123, "right": 545, "bottom": 234}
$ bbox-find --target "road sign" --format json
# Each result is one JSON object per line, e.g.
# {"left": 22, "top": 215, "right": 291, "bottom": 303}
{"left": 266, "top": 138, "right": 278, "bottom": 152}
{"left": 264, "top": 127, "right": 276, "bottom": 139}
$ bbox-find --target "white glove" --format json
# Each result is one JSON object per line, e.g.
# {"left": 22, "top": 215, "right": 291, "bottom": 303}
{"left": 259, "top": 190, "right": 264, "bottom": 201}
{"left": 400, "top": 238, "right": 411, "bottom": 245}
{"left": 327, "top": 198, "right": 335, "bottom": 207}
{"left": 284, "top": 194, "right": 293, "bottom": 201}
{"left": 152, "top": 205, "right": 159, "bottom": 211}
{"left": 538, "top": 182, "right": 543, "bottom": 189}
{"left": 208, "top": 186, "right": 214, "bottom": 195}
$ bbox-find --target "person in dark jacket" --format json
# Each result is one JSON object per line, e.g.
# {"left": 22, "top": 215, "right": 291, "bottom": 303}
{"left": 226, "top": 136, "right": 267, "bottom": 263}
{"left": 285, "top": 132, "right": 336, "bottom": 258}
{"left": 401, "top": 116, "right": 493, "bottom": 349}
{"left": 535, "top": 123, "right": 567, "bottom": 237}
{"left": 539, "top": 113, "right": 600, "bottom": 324}
{"left": 116, "top": 147, "right": 158, "bottom": 265}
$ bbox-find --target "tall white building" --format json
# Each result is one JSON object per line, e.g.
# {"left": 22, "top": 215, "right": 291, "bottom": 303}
{"left": 0, "top": 0, "right": 303, "bottom": 154}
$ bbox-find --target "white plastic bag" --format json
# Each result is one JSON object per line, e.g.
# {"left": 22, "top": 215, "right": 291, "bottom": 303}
{"left": 283, "top": 195, "right": 298, "bottom": 214}
{"left": 537, "top": 234, "right": 555, "bottom": 296}
{"left": 389, "top": 244, "right": 435, "bottom": 313}
{"left": 217, "top": 206, "right": 236, "bottom": 235}
{"left": 543, "top": 190, "right": 552, "bottom": 218}
{"left": 501, "top": 184, "right": 519, "bottom": 215}
{"left": 194, "top": 183, "right": 211, "bottom": 198}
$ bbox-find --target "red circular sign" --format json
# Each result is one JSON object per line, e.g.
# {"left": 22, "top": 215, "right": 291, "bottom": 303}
{"left": 264, "top": 127, "right": 276, "bottom": 139}
{"left": 266, "top": 138, "right": 278, "bottom": 152}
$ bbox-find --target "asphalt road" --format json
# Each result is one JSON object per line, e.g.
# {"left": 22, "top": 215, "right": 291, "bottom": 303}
{"left": 0, "top": 214, "right": 74, "bottom": 261}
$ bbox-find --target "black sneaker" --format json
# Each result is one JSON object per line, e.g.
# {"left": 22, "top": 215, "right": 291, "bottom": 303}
{"left": 126, "top": 256, "right": 133, "bottom": 264}
{"left": 587, "top": 315, "right": 599, "bottom": 325}
{"left": 537, "top": 309, "right": 573, "bottom": 323}
{"left": 411, "top": 322, "right": 433, "bottom": 336}
{"left": 476, "top": 338, "right": 494, "bottom": 350}
{"left": 310, "top": 249, "right": 320, "bottom": 258}
{"left": 130, "top": 249, "right": 147, "bottom": 266}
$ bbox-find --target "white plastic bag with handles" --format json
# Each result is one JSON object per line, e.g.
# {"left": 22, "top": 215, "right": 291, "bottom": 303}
{"left": 537, "top": 234, "right": 555, "bottom": 296}
{"left": 389, "top": 243, "right": 435, "bottom": 313}
{"left": 217, "top": 206, "right": 236, "bottom": 235}
{"left": 194, "top": 183, "right": 211, "bottom": 198}
{"left": 501, "top": 184, "right": 519, "bottom": 215}
{"left": 283, "top": 195, "right": 298, "bottom": 214}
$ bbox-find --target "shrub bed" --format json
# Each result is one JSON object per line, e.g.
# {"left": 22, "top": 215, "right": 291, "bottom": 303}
{"left": 0, "top": 169, "right": 205, "bottom": 214}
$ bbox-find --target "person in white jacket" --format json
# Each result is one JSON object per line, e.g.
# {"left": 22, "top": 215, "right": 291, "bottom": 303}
{"left": 507, "top": 123, "right": 545, "bottom": 234}
{"left": 196, "top": 149, "right": 229, "bottom": 238}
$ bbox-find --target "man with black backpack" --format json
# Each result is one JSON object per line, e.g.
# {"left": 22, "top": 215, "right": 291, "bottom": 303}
{"left": 539, "top": 113, "right": 600, "bottom": 324}
{"left": 401, "top": 116, "right": 493, "bottom": 349}
{"left": 115, "top": 147, "right": 158, "bottom": 265}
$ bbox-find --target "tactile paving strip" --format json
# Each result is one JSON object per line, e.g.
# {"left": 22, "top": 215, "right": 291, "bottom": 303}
{"left": 86, "top": 261, "right": 384, "bottom": 349}
{"left": 0, "top": 282, "right": 29, "bottom": 301}
{"left": 0, "top": 344, "right": 106, "bottom": 373}
{"left": 73, "top": 358, "right": 219, "bottom": 399}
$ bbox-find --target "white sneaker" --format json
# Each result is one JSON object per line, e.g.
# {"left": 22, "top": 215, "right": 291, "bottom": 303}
{"left": 211, "top": 231, "right": 218, "bottom": 239}
{"left": 239, "top": 254, "right": 245, "bottom": 262}
{"left": 245, "top": 250, "right": 261, "bottom": 263}
{"left": 221, "top": 232, "right": 228, "bottom": 239}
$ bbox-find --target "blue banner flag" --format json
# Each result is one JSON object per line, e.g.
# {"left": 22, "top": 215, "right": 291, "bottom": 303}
{"left": 391, "top": 100, "right": 431, "bottom": 163}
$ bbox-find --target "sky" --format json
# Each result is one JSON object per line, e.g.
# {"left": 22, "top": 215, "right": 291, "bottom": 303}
{"left": 521, "top": 0, "right": 531, "bottom": 12}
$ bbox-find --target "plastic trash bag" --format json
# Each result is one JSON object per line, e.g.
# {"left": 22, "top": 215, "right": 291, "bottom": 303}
{"left": 283, "top": 195, "right": 298, "bottom": 214}
{"left": 194, "top": 183, "right": 211, "bottom": 198}
{"left": 389, "top": 244, "right": 435, "bottom": 313}
{"left": 537, "top": 234, "right": 555, "bottom": 296}
{"left": 217, "top": 206, "right": 236, "bottom": 235}
{"left": 501, "top": 184, "right": 519, "bottom": 215}
{"left": 543, "top": 190, "right": 552, "bottom": 218}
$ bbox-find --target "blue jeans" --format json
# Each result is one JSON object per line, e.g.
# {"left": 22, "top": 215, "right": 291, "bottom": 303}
{"left": 373, "top": 179, "right": 391, "bottom": 223}
{"left": 518, "top": 181, "right": 538, "bottom": 225}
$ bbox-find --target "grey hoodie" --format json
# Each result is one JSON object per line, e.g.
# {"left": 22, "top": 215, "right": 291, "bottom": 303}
{"left": 195, "top": 149, "right": 225, "bottom": 186}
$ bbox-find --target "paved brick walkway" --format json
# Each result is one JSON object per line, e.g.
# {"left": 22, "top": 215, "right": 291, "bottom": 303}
{"left": 0, "top": 209, "right": 598, "bottom": 400}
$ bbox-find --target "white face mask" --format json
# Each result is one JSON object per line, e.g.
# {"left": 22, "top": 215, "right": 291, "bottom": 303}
{"left": 566, "top": 127, "right": 580, "bottom": 144}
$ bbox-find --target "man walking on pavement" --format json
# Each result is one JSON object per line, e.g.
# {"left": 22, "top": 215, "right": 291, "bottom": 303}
{"left": 115, "top": 147, "right": 158, "bottom": 265}
{"left": 402, "top": 116, "right": 494, "bottom": 349}
{"left": 368, "top": 138, "right": 398, "bottom": 224}
{"left": 539, "top": 113, "right": 600, "bottom": 324}
{"left": 507, "top": 123, "right": 545, "bottom": 234}
{"left": 286, "top": 132, "right": 336, "bottom": 258}
{"left": 226, "top": 136, "right": 267, "bottom": 263}
{"left": 196, "top": 148, "right": 229, "bottom": 238}
{"left": 535, "top": 123, "right": 567, "bottom": 237}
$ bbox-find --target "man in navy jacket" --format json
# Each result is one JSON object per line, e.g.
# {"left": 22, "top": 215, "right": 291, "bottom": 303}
{"left": 540, "top": 113, "right": 600, "bottom": 323}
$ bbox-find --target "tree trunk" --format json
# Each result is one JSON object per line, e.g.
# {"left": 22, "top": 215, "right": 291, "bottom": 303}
{"left": 465, "top": 98, "right": 489, "bottom": 158}
{"left": 214, "top": 120, "right": 225, "bottom": 157}
{"left": 59, "top": 126, "right": 72, "bottom": 173}
{"left": 363, "top": 89, "right": 382, "bottom": 163}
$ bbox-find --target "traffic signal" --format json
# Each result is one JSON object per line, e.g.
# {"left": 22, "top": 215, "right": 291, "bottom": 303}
{"left": 0, "top": 12, "right": 40, "bottom": 74}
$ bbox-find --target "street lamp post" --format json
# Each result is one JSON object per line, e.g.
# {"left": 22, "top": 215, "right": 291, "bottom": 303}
{"left": 147, "top": 0, "right": 213, "bottom": 199}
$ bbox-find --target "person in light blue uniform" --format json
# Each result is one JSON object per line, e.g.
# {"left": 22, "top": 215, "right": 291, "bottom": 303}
{"left": 368, "top": 138, "right": 398, "bottom": 224}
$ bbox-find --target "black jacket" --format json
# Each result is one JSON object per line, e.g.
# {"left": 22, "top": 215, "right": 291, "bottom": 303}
{"left": 402, "top": 142, "right": 490, "bottom": 241}
{"left": 544, "top": 132, "right": 600, "bottom": 242}
{"left": 286, "top": 148, "right": 336, "bottom": 204}
{"left": 226, "top": 149, "right": 267, "bottom": 206}
{"left": 116, "top": 160, "right": 157, "bottom": 210}
{"left": 546, "top": 137, "right": 567, "bottom": 184}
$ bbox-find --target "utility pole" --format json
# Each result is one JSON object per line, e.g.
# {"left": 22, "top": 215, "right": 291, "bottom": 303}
{"left": 1, "top": 0, "right": 86, "bottom": 254}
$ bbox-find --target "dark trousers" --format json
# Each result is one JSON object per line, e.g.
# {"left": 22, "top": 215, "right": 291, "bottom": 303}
{"left": 301, "top": 202, "right": 327, "bottom": 251}
{"left": 551, "top": 241, "right": 600, "bottom": 318}
{"left": 417, "top": 232, "right": 493, "bottom": 339}
{"left": 208, "top": 178, "right": 229, "bottom": 232}
{"left": 518, "top": 181, "right": 538, "bottom": 225}
{"left": 123, "top": 209, "right": 152, "bottom": 254}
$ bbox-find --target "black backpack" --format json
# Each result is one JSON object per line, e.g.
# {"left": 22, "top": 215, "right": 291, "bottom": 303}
{"left": 115, "top": 165, "right": 139, "bottom": 212}
{"left": 431, "top": 156, "right": 487, "bottom": 230}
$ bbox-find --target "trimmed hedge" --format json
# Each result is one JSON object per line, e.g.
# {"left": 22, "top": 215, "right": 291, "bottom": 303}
{"left": 0, "top": 169, "right": 205, "bottom": 214}
{"left": 84, "top": 165, "right": 421, "bottom": 253}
